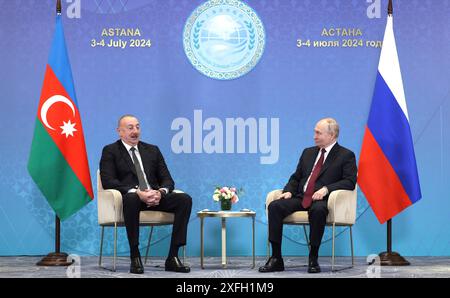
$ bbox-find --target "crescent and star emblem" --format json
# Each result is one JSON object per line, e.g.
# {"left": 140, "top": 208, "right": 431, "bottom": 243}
{"left": 40, "top": 95, "right": 77, "bottom": 138}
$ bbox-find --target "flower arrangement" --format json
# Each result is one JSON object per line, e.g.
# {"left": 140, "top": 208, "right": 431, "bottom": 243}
{"left": 213, "top": 186, "right": 240, "bottom": 210}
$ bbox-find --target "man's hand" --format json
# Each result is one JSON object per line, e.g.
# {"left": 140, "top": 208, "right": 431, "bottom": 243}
{"left": 312, "top": 187, "right": 328, "bottom": 201}
{"left": 136, "top": 189, "right": 148, "bottom": 201}
{"left": 278, "top": 192, "right": 292, "bottom": 200}
{"left": 146, "top": 190, "right": 161, "bottom": 206}
{"left": 137, "top": 189, "right": 161, "bottom": 207}
{"left": 152, "top": 190, "right": 162, "bottom": 206}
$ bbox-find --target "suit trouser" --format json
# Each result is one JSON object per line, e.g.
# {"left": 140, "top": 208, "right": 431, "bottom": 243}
{"left": 268, "top": 198, "right": 328, "bottom": 249}
{"left": 122, "top": 192, "right": 192, "bottom": 257}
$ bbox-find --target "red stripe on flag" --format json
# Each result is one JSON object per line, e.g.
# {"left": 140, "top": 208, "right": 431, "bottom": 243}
{"left": 358, "top": 127, "right": 412, "bottom": 223}
{"left": 37, "top": 65, "right": 94, "bottom": 199}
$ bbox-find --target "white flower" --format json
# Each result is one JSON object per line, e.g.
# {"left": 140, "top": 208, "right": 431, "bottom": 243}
{"left": 213, "top": 186, "right": 242, "bottom": 204}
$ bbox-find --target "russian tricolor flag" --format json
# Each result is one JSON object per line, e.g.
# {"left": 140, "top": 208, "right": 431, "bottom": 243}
{"left": 358, "top": 14, "right": 422, "bottom": 224}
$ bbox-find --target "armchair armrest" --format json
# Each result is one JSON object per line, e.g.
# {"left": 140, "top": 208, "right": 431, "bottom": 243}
{"left": 97, "top": 189, "right": 123, "bottom": 225}
{"left": 327, "top": 188, "right": 357, "bottom": 225}
{"left": 265, "top": 189, "right": 283, "bottom": 218}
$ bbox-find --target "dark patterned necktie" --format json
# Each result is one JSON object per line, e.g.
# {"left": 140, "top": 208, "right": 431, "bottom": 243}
{"left": 302, "top": 148, "right": 326, "bottom": 209}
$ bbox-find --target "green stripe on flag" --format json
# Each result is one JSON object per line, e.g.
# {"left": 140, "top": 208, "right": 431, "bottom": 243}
{"left": 28, "top": 119, "right": 91, "bottom": 220}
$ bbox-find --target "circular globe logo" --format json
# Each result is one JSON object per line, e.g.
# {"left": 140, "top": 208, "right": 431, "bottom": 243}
{"left": 183, "top": 0, "right": 265, "bottom": 80}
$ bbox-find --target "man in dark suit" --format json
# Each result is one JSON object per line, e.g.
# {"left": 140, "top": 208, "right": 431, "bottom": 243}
{"left": 100, "top": 115, "right": 192, "bottom": 274}
{"left": 259, "top": 118, "right": 357, "bottom": 274}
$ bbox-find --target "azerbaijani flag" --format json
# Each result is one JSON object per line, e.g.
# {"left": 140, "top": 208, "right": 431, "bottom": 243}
{"left": 358, "top": 14, "right": 421, "bottom": 224}
{"left": 28, "top": 13, "right": 93, "bottom": 220}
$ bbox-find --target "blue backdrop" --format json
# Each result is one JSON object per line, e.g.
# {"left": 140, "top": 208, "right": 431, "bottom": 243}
{"left": 1, "top": 0, "right": 449, "bottom": 257}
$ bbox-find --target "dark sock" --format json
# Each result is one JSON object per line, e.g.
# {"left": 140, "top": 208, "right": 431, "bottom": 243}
{"left": 271, "top": 242, "right": 282, "bottom": 258}
{"left": 130, "top": 246, "right": 140, "bottom": 259}
{"left": 309, "top": 245, "right": 319, "bottom": 260}
{"left": 168, "top": 245, "right": 178, "bottom": 258}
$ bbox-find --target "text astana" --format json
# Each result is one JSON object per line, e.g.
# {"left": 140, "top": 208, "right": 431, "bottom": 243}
{"left": 101, "top": 28, "right": 141, "bottom": 37}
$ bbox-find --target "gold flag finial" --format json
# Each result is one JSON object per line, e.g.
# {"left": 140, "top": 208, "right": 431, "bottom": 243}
{"left": 57, "top": 0, "right": 62, "bottom": 15}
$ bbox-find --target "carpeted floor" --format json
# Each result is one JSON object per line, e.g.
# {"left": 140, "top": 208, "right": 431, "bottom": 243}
{"left": 1, "top": 256, "right": 450, "bottom": 278}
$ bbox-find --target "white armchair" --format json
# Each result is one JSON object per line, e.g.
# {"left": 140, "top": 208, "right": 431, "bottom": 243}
{"left": 97, "top": 170, "right": 184, "bottom": 271}
{"left": 265, "top": 187, "right": 357, "bottom": 271}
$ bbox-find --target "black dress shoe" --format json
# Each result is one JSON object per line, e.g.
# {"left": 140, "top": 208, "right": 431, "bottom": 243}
{"left": 258, "top": 256, "right": 284, "bottom": 273}
{"left": 307, "top": 258, "right": 321, "bottom": 274}
{"left": 130, "top": 256, "right": 144, "bottom": 274}
{"left": 165, "top": 256, "right": 190, "bottom": 273}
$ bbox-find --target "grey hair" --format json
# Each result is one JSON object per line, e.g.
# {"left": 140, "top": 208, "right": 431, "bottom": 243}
{"left": 117, "top": 114, "right": 138, "bottom": 128}
{"left": 321, "top": 118, "right": 339, "bottom": 139}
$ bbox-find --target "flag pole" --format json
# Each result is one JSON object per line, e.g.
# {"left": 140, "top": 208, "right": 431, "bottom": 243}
{"left": 378, "top": 0, "right": 409, "bottom": 266}
{"left": 37, "top": 215, "right": 73, "bottom": 266}
{"left": 379, "top": 219, "right": 410, "bottom": 265}
{"left": 36, "top": 0, "right": 73, "bottom": 267}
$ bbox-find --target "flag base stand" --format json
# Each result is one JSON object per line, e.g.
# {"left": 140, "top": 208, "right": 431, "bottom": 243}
{"left": 378, "top": 219, "right": 410, "bottom": 266}
{"left": 36, "top": 252, "right": 73, "bottom": 266}
{"left": 36, "top": 215, "right": 73, "bottom": 266}
{"left": 379, "top": 251, "right": 410, "bottom": 266}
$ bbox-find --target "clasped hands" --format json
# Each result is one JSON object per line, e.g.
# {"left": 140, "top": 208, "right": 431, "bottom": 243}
{"left": 137, "top": 189, "right": 162, "bottom": 207}
{"left": 278, "top": 187, "right": 328, "bottom": 201}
